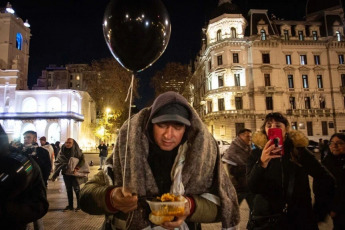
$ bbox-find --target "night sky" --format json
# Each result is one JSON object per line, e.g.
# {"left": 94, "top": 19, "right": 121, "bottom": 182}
{"left": 2, "top": 0, "right": 309, "bottom": 109}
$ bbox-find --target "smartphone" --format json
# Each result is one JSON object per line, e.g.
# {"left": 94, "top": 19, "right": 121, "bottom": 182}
{"left": 267, "top": 128, "right": 284, "bottom": 155}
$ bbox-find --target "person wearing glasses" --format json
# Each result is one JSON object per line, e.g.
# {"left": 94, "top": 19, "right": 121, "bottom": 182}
{"left": 246, "top": 112, "right": 335, "bottom": 230}
{"left": 318, "top": 133, "right": 345, "bottom": 229}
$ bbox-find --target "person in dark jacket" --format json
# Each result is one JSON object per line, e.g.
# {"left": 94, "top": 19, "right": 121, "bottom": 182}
{"left": 52, "top": 138, "right": 85, "bottom": 211}
{"left": 222, "top": 128, "right": 254, "bottom": 211}
{"left": 80, "top": 91, "right": 240, "bottom": 229}
{"left": 316, "top": 133, "right": 345, "bottom": 229}
{"left": 247, "top": 112, "right": 335, "bottom": 230}
{"left": 98, "top": 141, "right": 108, "bottom": 170}
{"left": 0, "top": 125, "right": 49, "bottom": 230}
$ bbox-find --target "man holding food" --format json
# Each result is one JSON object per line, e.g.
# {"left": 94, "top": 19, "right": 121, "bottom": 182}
{"left": 80, "top": 91, "right": 240, "bottom": 229}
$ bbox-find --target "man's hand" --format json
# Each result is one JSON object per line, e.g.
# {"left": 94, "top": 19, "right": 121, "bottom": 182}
{"left": 110, "top": 187, "right": 138, "bottom": 213}
{"left": 161, "top": 198, "right": 191, "bottom": 229}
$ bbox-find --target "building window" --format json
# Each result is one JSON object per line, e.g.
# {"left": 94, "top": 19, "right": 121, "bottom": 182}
{"left": 317, "top": 75, "right": 323, "bottom": 88}
{"left": 284, "top": 30, "right": 289, "bottom": 41}
{"left": 291, "top": 122, "right": 298, "bottom": 130}
{"left": 218, "top": 98, "right": 225, "bottom": 111}
{"left": 261, "top": 29, "right": 266, "bottom": 40}
{"left": 208, "top": 60, "right": 212, "bottom": 70}
{"left": 266, "top": 97, "right": 273, "bottom": 110}
{"left": 305, "top": 97, "right": 311, "bottom": 109}
{"left": 290, "top": 97, "right": 296, "bottom": 109}
{"left": 207, "top": 101, "right": 213, "bottom": 113}
{"left": 233, "top": 53, "right": 239, "bottom": 63}
{"left": 298, "top": 31, "right": 304, "bottom": 41}
{"left": 336, "top": 31, "right": 341, "bottom": 41}
{"left": 300, "top": 55, "right": 307, "bottom": 65}
{"left": 262, "top": 53, "right": 270, "bottom": 63}
{"left": 320, "top": 99, "right": 326, "bottom": 109}
{"left": 16, "top": 33, "right": 23, "bottom": 50}
{"left": 314, "top": 55, "right": 320, "bottom": 65}
{"left": 339, "top": 54, "right": 344, "bottom": 64}
{"left": 341, "top": 74, "right": 345, "bottom": 86}
{"left": 69, "top": 82, "right": 73, "bottom": 87}
{"left": 235, "top": 97, "right": 243, "bottom": 109}
{"left": 231, "top": 27, "right": 236, "bottom": 38}
{"left": 288, "top": 75, "right": 294, "bottom": 88}
{"left": 234, "top": 74, "right": 241, "bottom": 86}
{"left": 307, "top": 122, "right": 313, "bottom": 136}
{"left": 218, "top": 75, "right": 224, "bottom": 87}
{"left": 286, "top": 55, "right": 292, "bottom": 65}
{"left": 312, "top": 31, "right": 318, "bottom": 41}
{"left": 302, "top": 75, "right": 309, "bottom": 88}
{"left": 217, "top": 55, "right": 223, "bottom": 65}
{"left": 70, "top": 75, "right": 73, "bottom": 80}
{"left": 264, "top": 74, "right": 271, "bottom": 86}
{"left": 208, "top": 78, "right": 212, "bottom": 90}
{"left": 322, "top": 121, "right": 328, "bottom": 136}
{"left": 217, "top": 30, "right": 221, "bottom": 41}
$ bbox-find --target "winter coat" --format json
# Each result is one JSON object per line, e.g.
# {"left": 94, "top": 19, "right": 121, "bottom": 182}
{"left": 98, "top": 144, "right": 108, "bottom": 157}
{"left": 222, "top": 136, "right": 252, "bottom": 193}
{"left": 247, "top": 130, "right": 335, "bottom": 230}
{"left": 80, "top": 91, "right": 240, "bottom": 229}
{"left": 52, "top": 140, "right": 85, "bottom": 180}
{"left": 0, "top": 152, "right": 49, "bottom": 230}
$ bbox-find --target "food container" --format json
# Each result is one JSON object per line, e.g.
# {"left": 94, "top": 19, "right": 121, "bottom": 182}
{"left": 147, "top": 196, "right": 187, "bottom": 216}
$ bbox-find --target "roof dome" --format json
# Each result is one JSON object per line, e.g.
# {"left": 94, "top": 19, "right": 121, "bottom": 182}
{"left": 210, "top": 0, "right": 242, "bottom": 19}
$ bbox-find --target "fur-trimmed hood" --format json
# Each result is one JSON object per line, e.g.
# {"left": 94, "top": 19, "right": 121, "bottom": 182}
{"left": 252, "top": 129, "right": 309, "bottom": 149}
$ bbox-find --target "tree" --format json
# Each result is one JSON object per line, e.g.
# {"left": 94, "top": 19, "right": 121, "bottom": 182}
{"left": 150, "top": 62, "right": 191, "bottom": 98}
{"left": 83, "top": 58, "right": 139, "bottom": 139}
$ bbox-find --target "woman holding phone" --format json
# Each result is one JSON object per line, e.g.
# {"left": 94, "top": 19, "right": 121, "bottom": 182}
{"left": 246, "top": 112, "right": 334, "bottom": 230}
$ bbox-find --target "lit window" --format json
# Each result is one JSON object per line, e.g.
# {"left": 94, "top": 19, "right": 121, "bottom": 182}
{"left": 76, "top": 75, "right": 80, "bottom": 80}
{"left": 231, "top": 27, "right": 236, "bottom": 38}
{"left": 336, "top": 31, "right": 341, "bottom": 41}
{"left": 16, "top": 33, "right": 23, "bottom": 50}
{"left": 234, "top": 74, "right": 241, "bottom": 86}
{"left": 217, "top": 30, "right": 221, "bottom": 41}
{"left": 288, "top": 75, "right": 294, "bottom": 88}
{"left": 314, "top": 55, "right": 320, "bottom": 65}
{"left": 312, "top": 31, "right": 318, "bottom": 41}
{"left": 300, "top": 55, "right": 307, "bottom": 65}
{"left": 302, "top": 75, "right": 309, "bottom": 88}
{"left": 286, "top": 55, "right": 291, "bottom": 65}
{"left": 298, "top": 31, "right": 304, "bottom": 41}
{"left": 339, "top": 54, "right": 344, "bottom": 64}
{"left": 317, "top": 75, "right": 323, "bottom": 88}
{"left": 261, "top": 29, "right": 266, "bottom": 40}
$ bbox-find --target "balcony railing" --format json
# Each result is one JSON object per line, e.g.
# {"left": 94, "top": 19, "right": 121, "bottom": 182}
{"left": 205, "top": 86, "right": 246, "bottom": 96}
{"left": 205, "top": 109, "right": 254, "bottom": 118}
{"left": 286, "top": 109, "right": 331, "bottom": 116}
{"left": 257, "top": 86, "right": 283, "bottom": 93}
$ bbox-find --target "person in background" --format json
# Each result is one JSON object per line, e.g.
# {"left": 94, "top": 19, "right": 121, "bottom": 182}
{"left": 54, "top": 141, "right": 60, "bottom": 159}
{"left": 222, "top": 128, "right": 254, "bottom": 211}
{"left": 97, "top": 141, "right": 108, "bottom": 170}
{"left": 0, "top": 125, "right": 49, "bottom": 230}
{"left": 315, "top": 133, "right": 345, "bottom": 229}
{"left": 247, "top": 112, "right": 335, "bottom": 230}
{"left": 80, "top": 91, "right": 239, "bottom": 229}
{"left": 39, "top": 136, "right": 55, "bottom": 172}
{"left": 52, "top": 138, "right": 85, "bottom": 212}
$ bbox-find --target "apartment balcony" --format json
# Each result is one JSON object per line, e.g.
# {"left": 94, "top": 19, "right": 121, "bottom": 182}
{"left": 286, "top": 109, "right": 331, "bottom": 116}
{"left": 257, "top": 86, "right": 283, "bottom": 93}
{"left": 204, "top": 109, "right": 254, "bottom": 119}
{"left": 205, "top": 86, "right": 246, "bottom": 97}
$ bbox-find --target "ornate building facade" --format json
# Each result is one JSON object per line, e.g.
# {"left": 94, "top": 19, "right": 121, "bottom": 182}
{"left": 0, "top": 3, "right": 97, "bottom": 148}
{"left": 190, "top": 0, "right": 345, "bottom": 141}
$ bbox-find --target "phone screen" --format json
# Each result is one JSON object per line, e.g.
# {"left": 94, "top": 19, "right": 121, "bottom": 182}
{"left": 267, "top": 128, "right": 284, "bottom": 155}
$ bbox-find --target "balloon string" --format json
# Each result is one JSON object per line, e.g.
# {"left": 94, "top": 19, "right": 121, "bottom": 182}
{"left": 122, "top": 73, "right": 134, "bottom": 193}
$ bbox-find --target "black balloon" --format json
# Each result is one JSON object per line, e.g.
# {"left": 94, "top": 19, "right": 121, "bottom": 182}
{"left": 103, "top": 0, "right": 171, "bottom": 73}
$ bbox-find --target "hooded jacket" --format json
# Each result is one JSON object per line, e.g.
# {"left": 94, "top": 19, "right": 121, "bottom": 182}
{"left": 247, "top": 130, "right": 334, "bottom": 230}
{"left": 80, "top": 91, "right": 240, "bottom": 229}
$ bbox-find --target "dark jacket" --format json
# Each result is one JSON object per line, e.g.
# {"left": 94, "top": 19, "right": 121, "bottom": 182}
{"left": 247, "top": 130, "right": 335, "bottom": 230}
{"left": 0, "top": 152, "right": 49, "bottom": 230}
{"left": 98, "top": 144, "right": 108, "bottom": 157}
{"left": 22, "top": 144, "right": 52, "bottom": 186}
{"left": 317, "top": 153, "right": 345, "bottom": 216}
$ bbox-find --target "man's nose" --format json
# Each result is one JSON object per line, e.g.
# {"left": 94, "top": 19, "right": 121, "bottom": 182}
{"left": 163, "top": 126, "right": 173, "bottom": 138}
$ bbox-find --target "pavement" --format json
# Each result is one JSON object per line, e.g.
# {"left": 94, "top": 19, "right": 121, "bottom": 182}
{"left": 27, "top": 153, "right": 332, "bottom": 230}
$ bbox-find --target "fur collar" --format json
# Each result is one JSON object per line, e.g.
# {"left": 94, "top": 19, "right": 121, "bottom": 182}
{"left": 252, "top": 129, "right": 309, "bottom": 149}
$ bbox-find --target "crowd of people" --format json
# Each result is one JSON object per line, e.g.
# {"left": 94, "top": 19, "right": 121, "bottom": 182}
{"left": 0, "top": 91, "right": 344, "bottom": 230}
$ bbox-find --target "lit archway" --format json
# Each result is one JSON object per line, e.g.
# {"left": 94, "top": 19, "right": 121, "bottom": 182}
{"left": 47, "top": 97, "right": 62, "bottom": 112}
{"left": 22, "top": 97, "right": 37, "bottom": 112}
{"left": 47, "top": 123, "right": 61, "bottom": 143}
